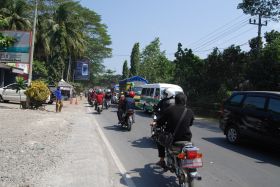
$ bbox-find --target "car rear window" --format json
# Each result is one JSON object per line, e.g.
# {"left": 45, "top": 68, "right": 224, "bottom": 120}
{"left": 228, "top": 94, "right": 244, "bottom": 106}
{"left": 243, "top": 96, "right": 266, "bottom": 110}
{"left": 268, "top": 98, "right": 280, "bottom": 114}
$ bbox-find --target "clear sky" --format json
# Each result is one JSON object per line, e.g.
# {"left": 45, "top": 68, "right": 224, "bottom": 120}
{"left": 79, "top": 0, "right": 280, "bottom": 74}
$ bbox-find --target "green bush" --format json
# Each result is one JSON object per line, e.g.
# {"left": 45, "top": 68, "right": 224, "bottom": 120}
{"left": 25, "top": 81, "right": 50, "bottom": 108}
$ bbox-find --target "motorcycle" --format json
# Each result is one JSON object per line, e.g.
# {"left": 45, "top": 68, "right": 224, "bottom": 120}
{"left": 165, "top": 141, "right": 202, "bottom": 187}
{"left": 120, "top": 109, "right": 134, "bottom": 131}
{"left": 151, "top": 113, "right": 162, "bottom": 141}
{"left": 89, "top": 98, "right": 95, "bottom": 107}
{"left": 151, "top": 113, "right": 202, "bottom": 187}
{"left": 104, "top": 99, "right": 111, "bottom": 109}
{"left": 95, "top": 102, "right": 103, "bottom": 114}
{"left": 111, "top": 95, "right": 118, "bottom": 104}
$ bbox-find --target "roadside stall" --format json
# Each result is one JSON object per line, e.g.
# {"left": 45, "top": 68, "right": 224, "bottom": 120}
{"left": 58, "top": 79, "right": 74, "bottom": 100}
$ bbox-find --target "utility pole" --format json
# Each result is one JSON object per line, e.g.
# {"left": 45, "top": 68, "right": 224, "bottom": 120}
{"left": 249, "top": 14, "right": 267, "bottom": 50}
{"left": 28, "top": 0, "right": 38, "bottom": 86}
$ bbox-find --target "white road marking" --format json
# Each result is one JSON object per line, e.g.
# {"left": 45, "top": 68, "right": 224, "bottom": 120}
{"left": 88, "top": 107, "right": 136, "bottom": 187}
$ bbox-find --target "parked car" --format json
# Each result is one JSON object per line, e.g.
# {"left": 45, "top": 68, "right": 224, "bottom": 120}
{"left": 219, "top": 91, "right": 280, "bottom": 145}
{"left": 0, "top": 83, "right": 28, "bottom": 103}
{"left": 47, "top": 85, "right": 57, "bottom": 104}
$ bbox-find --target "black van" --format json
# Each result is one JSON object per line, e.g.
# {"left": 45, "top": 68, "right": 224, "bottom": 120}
{"left": 219, "top": 91, "right": 280, "bottom": 145}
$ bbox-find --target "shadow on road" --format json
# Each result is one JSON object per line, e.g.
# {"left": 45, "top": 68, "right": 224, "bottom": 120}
{"left": 203, "top": 137, "right": 280, "bottom": 167}
{"left": 194, "top": 121, "right": 221, "bottom": 133}
{"left": 103, "top": 125, "right": 128, "bottom": 132}
{"left": 120, "top": 163, "right": 178, "bottom": 187}
{"left": 130, "top": 137, "right": 157, "bottom": 149}
{"left": 135, "top": 110, "right": 152, "bottom": 118}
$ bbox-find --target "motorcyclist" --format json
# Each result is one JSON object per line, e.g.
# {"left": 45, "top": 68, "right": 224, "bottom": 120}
{"left": 104, "top": 89, "right": 112, "bottom": 107}
{"left": 117, "top": 93, "right": 126, "bottom": 124}
{"left": 95, "top": 89, "right": 104, "bottom": 110}
{"left": 123, "top": 91, "right": 136, "bottom": 123}
{"left": 155, "top": 93, "right": 194, "bottom": 168}
{"left": 153, "top": 88, "right": 176, "bottom": 118}
{"left": 90, "top": 89, "right": 97, "bottom": 104}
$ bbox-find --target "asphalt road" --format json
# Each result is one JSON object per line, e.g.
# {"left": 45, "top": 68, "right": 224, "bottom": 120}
{"left": 89, "top": 104, "right": 280, "bottom": 187}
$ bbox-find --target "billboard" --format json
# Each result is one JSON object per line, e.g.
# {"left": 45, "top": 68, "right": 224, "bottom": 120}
{"left": 74, "top": 60, "right": 89, "bottom": 80}
{"left": 0, "top": 31, "right": 31, "bottom": 64}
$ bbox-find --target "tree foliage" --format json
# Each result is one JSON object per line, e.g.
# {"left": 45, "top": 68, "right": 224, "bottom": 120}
{"left": 0, "top": 0, "right": 112, "bottom": 86}
{"left": 139, "top": 38, "right": 174, "bottom": 83}
{"left": 130, "top": 42, "right": 140, "bottom": 76}
{"left": 238, "top": 0, "right": 280, "bottom": 21}
{"left": 122, "top": 60, "right": 129, "bottom": 79}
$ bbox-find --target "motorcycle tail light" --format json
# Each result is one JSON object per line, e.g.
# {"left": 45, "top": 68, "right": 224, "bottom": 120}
{"left": 177, "top": 153, "right": 186, "bottom": 159}
{"left": 186, "top": 150, "right": 198, "bottom": 159}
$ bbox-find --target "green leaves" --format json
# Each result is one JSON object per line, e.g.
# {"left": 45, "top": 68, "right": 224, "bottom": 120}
{"left": 122, "top": 60, "right": 129, "bottom": 79}
{"left": 238, "top": 0, "right": 280, "bottom": 21}
{"left": 139, "top": 38, "right": 173, "bottom": 83}
{"left": 0, "top": 32, "right": 16, "bottom": 48}
{"left": 130, "top": 42, "right": 140, "bottom": 76}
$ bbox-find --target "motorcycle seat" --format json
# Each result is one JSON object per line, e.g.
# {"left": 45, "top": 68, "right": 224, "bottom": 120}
{"left": 173, "top": 141, "right": 192, "bottom": 147}
{"left": 169, "top": 141, "right": 192, "bottom": 154}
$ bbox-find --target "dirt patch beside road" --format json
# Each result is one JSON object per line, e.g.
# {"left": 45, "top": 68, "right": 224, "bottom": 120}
{"left": 0, "top": 100, "right": 125, "bottom": 187}
{"left": 0, "top": 103, "right": 71, "bottom": 187}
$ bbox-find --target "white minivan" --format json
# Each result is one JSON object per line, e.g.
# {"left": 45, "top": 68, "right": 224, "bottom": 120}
{"left": 139, "top": 83, "right": 184, "bottom": 112}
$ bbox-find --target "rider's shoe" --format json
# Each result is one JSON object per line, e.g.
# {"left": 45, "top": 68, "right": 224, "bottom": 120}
{"left": 156, "top": 160, "right": 166, "bottom": 168}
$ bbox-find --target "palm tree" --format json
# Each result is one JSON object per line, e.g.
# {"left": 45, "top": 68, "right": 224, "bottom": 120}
{"left": 0, "top": 0, "right": 31, "bottom": 30}
{"left": 15, "top": 76, "right": 26, "bottom": 108}
{"left": 47, "top": 2, "right": 86, "bottom": 81}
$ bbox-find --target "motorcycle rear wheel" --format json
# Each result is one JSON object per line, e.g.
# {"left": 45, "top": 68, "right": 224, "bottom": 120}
{"left": 179, "top": 173, "right": 194, "bottom": 187}
{"left": 187, "top": 175, "right": 194, "bottom": 187}
{"left": 127, "top": 117, "right": 132, "bottom": 131}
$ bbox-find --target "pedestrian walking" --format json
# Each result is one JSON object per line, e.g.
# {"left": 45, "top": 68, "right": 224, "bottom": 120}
{"left": 55, "top": 87, "right": 63, "bottom": 112}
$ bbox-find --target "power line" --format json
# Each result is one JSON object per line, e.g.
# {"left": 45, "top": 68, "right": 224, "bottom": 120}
{"left": 189, "top": 16, "right": 249, "bottom": 48}
{"left": 217, "top": 26, "right": 255, "bottom": 48}
{"left": 193, "top": 21, "right": 249, "bottom": 50}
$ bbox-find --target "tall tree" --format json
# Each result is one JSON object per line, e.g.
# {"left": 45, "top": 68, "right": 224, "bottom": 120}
{"left": 0, "top": 0, "right": 31, "bottom": 30}
{"left": 44, "top": 1, "right": 86, "bottom": 81}
{"left": 238, "top": 0, "right": 280, "bottom": 49}
{"left": 130, "top": 42, "right": 140, "bottom": 76}
{"left": 174, "top": 43, "right": 204, "bottom": 97}
{"left": 122, "top": 60, "right": 129, "bottom": 79}
{"left": 139, "top": 38, "right": 173, "bottom": 83}
{"left": 238, "top": 0, "right": 280, "bottom": 21}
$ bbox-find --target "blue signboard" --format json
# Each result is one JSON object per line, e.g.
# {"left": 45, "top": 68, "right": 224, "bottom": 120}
{"left": 74, "top": 60, "right": 89, "bottom": 80}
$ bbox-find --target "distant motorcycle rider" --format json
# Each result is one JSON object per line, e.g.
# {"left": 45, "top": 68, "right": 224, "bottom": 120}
{"left": 95, "top": 89, "right": 104, "bottom": 110}
{"left": 123, "top": 91, "right": 136, "bottom": 123}
{"left": 117, "top": 94, "right": 126, "bottom": 124}
{"left": 104, "top": 89, "right": 112, "bottom": 108}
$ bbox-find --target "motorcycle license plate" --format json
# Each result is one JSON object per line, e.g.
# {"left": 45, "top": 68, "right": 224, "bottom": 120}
{"left": 181, "top": 158, "right": 203, "bottom": 168}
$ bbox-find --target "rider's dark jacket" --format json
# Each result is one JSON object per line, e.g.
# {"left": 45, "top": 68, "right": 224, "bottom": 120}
{"left": 154, "top": 96, "right": 173, "bottom": 117}
{"left": 157, "top": 104, "right": 194, "bottom": 141}
{"left": 124, "top": 97, "right": 135, "bottom": 111}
